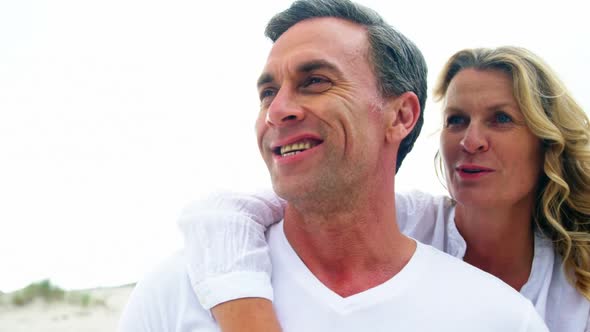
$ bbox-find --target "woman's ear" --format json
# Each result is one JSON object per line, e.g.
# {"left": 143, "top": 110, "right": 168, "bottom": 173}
{"left": 385, "top": 91, "right": 421, "bottom": 144}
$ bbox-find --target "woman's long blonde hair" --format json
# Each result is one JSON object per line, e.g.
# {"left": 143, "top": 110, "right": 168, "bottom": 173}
{"left": 433, "top": 46, "right": 590, "bottom": 300}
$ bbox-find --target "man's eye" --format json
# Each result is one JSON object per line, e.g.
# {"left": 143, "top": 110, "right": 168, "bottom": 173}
{"left": 446, "top": 115, "right": 467, "bottom": 127}
{"left": 259, "top": 88, "right": 276, "bottom": 101}
{"left": 301, "top": 76, "right": 331, "bottom": 91}
{"left": 303, "top": 77, "right": 326, "bottom": 87}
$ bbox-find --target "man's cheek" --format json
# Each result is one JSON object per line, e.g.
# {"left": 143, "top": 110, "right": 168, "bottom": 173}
{"left": 254, "top": 115, "right": 266, "bottom": 149}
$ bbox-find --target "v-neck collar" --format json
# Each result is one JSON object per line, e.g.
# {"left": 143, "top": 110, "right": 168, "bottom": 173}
{"left": 267, "top": 220, "right": 427, "bottom": 315}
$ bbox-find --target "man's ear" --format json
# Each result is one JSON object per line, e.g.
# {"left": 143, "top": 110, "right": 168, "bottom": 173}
{"left": 385, "top": 92, "right": 421, "bottom": 144}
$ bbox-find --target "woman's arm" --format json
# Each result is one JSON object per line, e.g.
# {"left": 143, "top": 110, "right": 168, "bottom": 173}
{"left": 177, "top": 189, "right": 285, "bottom": 330}
{"left": 212, "top": 298, "right": 282, "bottom": 332}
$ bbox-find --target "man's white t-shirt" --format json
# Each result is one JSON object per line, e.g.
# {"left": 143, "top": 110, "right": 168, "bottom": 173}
{"left": 119, "top": 220, "right": 548, "bottom": 331}
{"left": 170, "top": 190, "right": 589, "bottom": 331}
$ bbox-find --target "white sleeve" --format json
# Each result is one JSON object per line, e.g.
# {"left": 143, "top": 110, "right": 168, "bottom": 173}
{"left": 118, "top": 253, "right": 215, "bottom": 331}
{"left": 118, "top": 285, "right": 161, "bottom": 332}
{"left": 177, "top": 189, "right": 286, "bottom": 309}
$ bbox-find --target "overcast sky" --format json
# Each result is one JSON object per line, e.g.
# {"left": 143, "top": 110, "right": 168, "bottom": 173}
{"left": 1, "top": 0, "right": 588, "bottom": 292}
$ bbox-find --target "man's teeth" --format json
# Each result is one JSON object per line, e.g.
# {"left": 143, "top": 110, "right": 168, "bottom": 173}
{"left": 282, "top": 151, "right": 302, "bottom": 157}
{"left": 280, "top": 141, "right": 312, "bottom": 156}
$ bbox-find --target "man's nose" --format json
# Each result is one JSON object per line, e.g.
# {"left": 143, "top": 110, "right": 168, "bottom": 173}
{"left": 265, "top": 89, "right": 305, "bottom": 127}
{"left": 460, "top": 124, "right": 489, "bottom": 153}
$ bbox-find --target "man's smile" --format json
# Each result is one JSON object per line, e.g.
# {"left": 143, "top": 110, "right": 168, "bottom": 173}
{"left": 274, "top": 138, "right": 323, "bottom": 157}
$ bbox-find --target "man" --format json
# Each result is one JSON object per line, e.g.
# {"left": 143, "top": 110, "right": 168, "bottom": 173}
{"left": 119, "top": 0, "right": 548, "bottom": 330}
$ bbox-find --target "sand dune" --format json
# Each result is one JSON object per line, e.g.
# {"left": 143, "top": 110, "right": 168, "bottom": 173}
{"left": 0, "top": 285, "right": 134, "bottom": 332}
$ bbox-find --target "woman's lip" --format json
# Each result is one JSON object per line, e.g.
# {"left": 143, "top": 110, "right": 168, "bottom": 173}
{"left": 455, "top": 167, "right": 494, "bottom": 180}
{"left": 455, "top": 164, "right": 494, "bottom": 172}
{"left": 453, "top": 164, "right": 495, "bottom": 180}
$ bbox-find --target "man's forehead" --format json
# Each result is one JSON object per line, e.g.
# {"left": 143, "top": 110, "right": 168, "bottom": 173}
{"left": 262, "top": 49, "right": 339, "bottom": 74}
{"left": 259, "top": 17, "right": 369, "bottom": 82}
{"left": 268, "top": 17, "right": 368, "bottom": 57}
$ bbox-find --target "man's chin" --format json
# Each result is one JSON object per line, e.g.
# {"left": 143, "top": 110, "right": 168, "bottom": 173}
{"left": 271, "top": 182, "right": 300, "bottom": 202}
{"left": 271, "top": 179, "right": 313, "bottom": 203}
{"left": 272, "top": 182, "right": 340, "bottom": 207}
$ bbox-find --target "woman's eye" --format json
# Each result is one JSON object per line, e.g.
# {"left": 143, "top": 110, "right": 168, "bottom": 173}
{"left": 494, "top": 112, "right": 513, "bottom": 124}
{"left": 446, "top": 115, "right": 467, "bottom": 127}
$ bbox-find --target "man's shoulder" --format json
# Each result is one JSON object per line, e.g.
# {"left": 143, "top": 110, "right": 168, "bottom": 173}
{"left": 119, "top": 251, "right": 216, "bottom": 331}
{"left": 128, "top": 251, "right": 193, "bottom": 302}
{"left": 414, "top": 244, "right": 548, "bottom": 329}
{"left": 418, "top": 243, "right": 535, "bottom": 305}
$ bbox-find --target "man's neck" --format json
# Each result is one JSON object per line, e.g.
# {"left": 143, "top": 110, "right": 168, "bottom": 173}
{"left": 283, "top": 190, "right": 416, "bottom": 297}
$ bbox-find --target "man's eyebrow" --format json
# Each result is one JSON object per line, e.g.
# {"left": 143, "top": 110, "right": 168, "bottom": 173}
{"left": 257, "top": 73, "right": 274, "bottom": 89}
{"left": 297, "top": 59, "right": 341, "bottom": 75}
{"left": 257, "top": 59, "right": 342, "bottom": 89}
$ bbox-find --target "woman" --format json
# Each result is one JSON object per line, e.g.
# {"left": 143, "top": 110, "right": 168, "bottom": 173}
{"left": 179, "top": 46, "right": 590, "bottom": 331}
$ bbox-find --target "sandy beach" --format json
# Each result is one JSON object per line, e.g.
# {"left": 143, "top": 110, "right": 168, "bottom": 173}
{"left": 0, "top": 284, "right": 134, "bottom": 332}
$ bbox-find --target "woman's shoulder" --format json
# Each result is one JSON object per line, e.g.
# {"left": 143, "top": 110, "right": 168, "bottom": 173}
{"left": 395, "top": 191, "right": 459, "bottom": 251}
{"left": 523, "top": 233, "right": 590, "bottom": 331}
{"left": 396, "top": 190, "right": 451, "bottom": 210}
{"left": 395, "top": 190, "right": 454, "bottom": 227}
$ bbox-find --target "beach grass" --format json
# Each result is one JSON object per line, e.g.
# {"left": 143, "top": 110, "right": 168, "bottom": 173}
{"left": 0, "top": 282, "right": 135, "bottom": 331}
{"left": 3, "top": 279, "right": 105, "bottom": 307}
